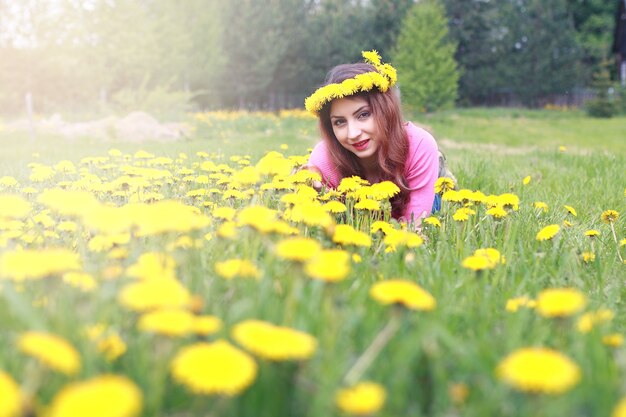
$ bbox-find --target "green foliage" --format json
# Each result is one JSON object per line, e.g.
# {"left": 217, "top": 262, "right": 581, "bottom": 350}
{"left": 586, "top": 68, "right": 619, "bottom": 118}
{"left": 566, "top": 0, "right": 616, "bottom": 83}
{"left": 393, "top": 0, "right": 460, "bottom": 112}
{"left": 444, "top": 0, "right": 582, "bottom": 106}
{"left": 613, "top": 84, "right": 626, "bottom": 115}
{"left": 442, "top": 0, "right": 502, "bottom": 105}
{"left": 0, "top": 0, "right": 620, "bottom": 113}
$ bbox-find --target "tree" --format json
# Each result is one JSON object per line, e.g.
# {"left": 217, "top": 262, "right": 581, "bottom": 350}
{"left": 392, "top": 0, "right": 460, "bottom": 112}
{"left": 442, "top": 0, "right": 502, "bottom": 105}
{"left": 495, "top": 0, "right": 582, "bottom": 106}
{"left": 566, "top": 0, "right": 616, "bottom": 83}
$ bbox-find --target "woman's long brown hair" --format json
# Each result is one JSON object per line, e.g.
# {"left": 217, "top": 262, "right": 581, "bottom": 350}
{"left": 318, "top": 63, "right": 409, "bottom": 218}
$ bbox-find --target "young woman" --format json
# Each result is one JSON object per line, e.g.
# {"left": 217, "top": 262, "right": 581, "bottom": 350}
{"left": 303, "top": 50, "right": 442, "bottom": 225}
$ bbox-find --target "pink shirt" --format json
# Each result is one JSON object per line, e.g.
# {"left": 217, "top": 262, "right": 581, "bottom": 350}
{"left": 308, "top": 122, "right": 439, "bottom": 221}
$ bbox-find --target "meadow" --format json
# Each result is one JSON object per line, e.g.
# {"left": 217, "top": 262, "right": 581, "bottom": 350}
{"left": 0, "top": 108, "right": 624, "bottom": 417}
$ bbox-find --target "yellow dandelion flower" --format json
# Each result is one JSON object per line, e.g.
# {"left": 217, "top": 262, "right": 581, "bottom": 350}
{"left": 576, "top": 309, "right": 614, "bottom": 333}
{"left": 364, "top": 181, "right": 400, "bottom": 200}
{"left": 212, "top": 206, "right": 237, "bottom": 221}
{"left": 584, "top": 230, "right": 600, "bottom": 238}
{"left": 0, "top": 371, "right": 20, "bottom": 417}
{"left": 332, "top": 224, "right": 372, "bottom": 247}
{"left": 217, "top": 221, "right": 238, "bottom": 239}
{"left": 474, "top": 248, "right": 506, "bottom": 265}
{"left": 126, "top": 252, "right": 176, "bottom": 281}
{"left": 57, "top": 220, "right": 78, "bottom": 233}
{"left": 18, "top": 331, "right": 81, "bottom": 375}
{"left": 97, "top": 334, "right": 127, "bottom": 361}
{"left": 232, "top": 320, "right": 317, "bottom": 361}
{"left": 370, "top": 220, "right": 395, "bottom": 235}
{"left": 620, "top": 238, "right": 626, "bottom": 247}
{"left": 615, "top": 397, "right": 626, "bottom": 417}
{"left": 534, "top": 201, "right": 549, "bottom": 212}
{"left": 536, "top": 224, "right": 560, "bottom": 241}
{"left": 370, "top": 280, "right": 436, "bottom": 311}
{"left": 536, "top": 288, "right": 586, "bottom": 318}
{"left": 170, "top": 340, "right": 257, "bottom": 396}
{"left": 563, "top": 220, "right": 573, "bottom": 228}
{"left": 192, "top": 316, "right": 223, "bottom": 336}
{"left": 0, "top": 195, "right": 31, "bottom": 219}
{"left": 138, "top": 309, "right": 197, "bottom": 337}
{"left": 118, "top": 278, "right": 191, "bottom": 312}
{"left": 461, "top": 255, "right": 493, "bottom": 271}
{"left": 304, "top": 249, "right": 351, "bottom": 282}
{"left": 284, "top": 204, "right": 334, "bottom": 228}
{"left": 129, "top": 201, "right": 212, "bottom": 236}
{"left": 29, "top": 165, "right": 55, "bottom": 182}
{"left": 47, "top": 375, "right": 142, "bottom": 417}
{"left": 214, "top": 259, "right": 261, "bottom": 280}
{"left": 462, "top": 248, "right": 504, "bottom": 271}
{"left": 434, "top": 177, "right": 455, "bottom": 194}
{"left": 38, "top": 189, "right": 100, "bottom": 217}
{"left": 275, "top": 237, "right": 321, "bottom": 262}
{"left": 270, "top": 220, "right": 299, "bottom": 236}
{"left": 336, "top": 381, "right": 386, "bottom": 416}
{"left": 322, "top": 200, "right": 347, "bottom": 213}
{"left": 0, "top": 248, "right": 81, "bottom": 281}
{"left": 506, "top": 296, "right": 536, "bottom": 312}
{"left": 522, "top": 176, "right": 531, "bottom": 185}
{"left": 496, "top": 347, "right": 580, "bottom": 394}
{"left": 453, "top": 207, "right": 475, "bottom": 222}
{"left": 603, "top": 334, "right": 624, "bottom": 348}
{"left": 62, "top": 271, "right": 97, "bottom": 292}
{"left": 289, "top": 170, "right": 322, "bottom": 186}
{"left": 237, "top": 205, "right": 278, "bottom": 234}
{"left": 581, "top": 251, "right": 596, "bottom": 263}
{"left": 338, "top": 176, "right": 368, "bottom": 193}
{"left": 486, "top": 206, "right": 508, "bottom": 218}
{"left": 558, "top": 145, "right": 567, "bottom": 152}
{"left": 423, "top": 216, "right": 441, "bottom": 227}
{"left": 442, "top": 189, "right": 462, "bottom": 203}
{"left": 564, "top": 205, "right": 577, "bottom": 216}
{"left": 0, "top": 176, "right": 19, "bottom": 188}
{"left": 383, "top": 229, "right": 423, "bottom": 250}
{"left": 601, "top": 210, "right": 619, "bottom": 224}
{"left": 362, "top": 50, "right": 382, "bottom": 65}
{"left": 354, "top": 199, "right": 381, "bottom": 211}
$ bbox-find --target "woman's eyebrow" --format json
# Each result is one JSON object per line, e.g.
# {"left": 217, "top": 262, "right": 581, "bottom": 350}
{"left": 351, "top": 106, "right": 369, "bottom": 116}
{"left": 330, "top": 106, "right": 369, "bottom": 119}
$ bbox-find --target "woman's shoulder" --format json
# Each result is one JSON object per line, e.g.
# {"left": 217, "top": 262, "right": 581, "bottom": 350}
{"left": 309, "top": 140, "right": 330, "bottom": 161}
{"left": 403, "top": 121, "right": 437, "bottom": 151}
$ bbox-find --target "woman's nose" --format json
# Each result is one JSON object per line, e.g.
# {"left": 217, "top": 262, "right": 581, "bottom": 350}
{"left": 346, "top": 122, "right": 361, "bottom": 139}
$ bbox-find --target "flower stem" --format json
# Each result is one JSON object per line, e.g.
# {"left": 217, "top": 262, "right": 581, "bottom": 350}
{"left": 609, "top": 223, "right": 624, "bottom": 263}
{"left": 343, "top": 311, "right": 402, "bottom": 386}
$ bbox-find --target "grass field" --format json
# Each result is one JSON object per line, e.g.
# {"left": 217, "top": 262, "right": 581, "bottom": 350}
{"left": 0, "top": 108, "right": 624, "bottom": 417}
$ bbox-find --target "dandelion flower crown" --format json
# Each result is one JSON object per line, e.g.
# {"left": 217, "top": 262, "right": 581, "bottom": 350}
{"left": 304, "top": 50, "right": 398, "bottom": 115}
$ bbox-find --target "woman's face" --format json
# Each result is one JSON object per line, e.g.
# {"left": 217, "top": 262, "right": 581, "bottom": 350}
{"left": 329, "top": 96, "right": 380, "bottom": 164}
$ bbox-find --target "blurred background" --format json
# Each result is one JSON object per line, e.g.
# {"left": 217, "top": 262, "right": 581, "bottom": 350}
{"left": 0, "top": 0, "right": 624, "bottom": 120}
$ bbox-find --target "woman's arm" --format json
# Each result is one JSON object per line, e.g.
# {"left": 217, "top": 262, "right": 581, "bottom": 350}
{"left": 402, "top": 126, "right": 439, "bottom": 224}
{"left": 306, "top": 141, "right": 341, "bottom": 189}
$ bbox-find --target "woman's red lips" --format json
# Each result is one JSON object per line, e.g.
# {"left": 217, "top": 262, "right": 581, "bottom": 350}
{"left": 353, "top": 139, "right": 369, "bottom": 150}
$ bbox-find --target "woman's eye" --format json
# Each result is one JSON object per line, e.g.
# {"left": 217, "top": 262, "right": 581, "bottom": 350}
{"left": 358, "top": 112, "right": 370, "bottom": 119}
{"left": 333, "top": 120, "right": 346, "bottom": 127}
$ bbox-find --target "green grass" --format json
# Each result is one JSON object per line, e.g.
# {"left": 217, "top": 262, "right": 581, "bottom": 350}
{"left": 422, "top": 107, "right": 626, "bottom": 154}
{"left": 0, "top": 108, "right": 624, "bottom": 417}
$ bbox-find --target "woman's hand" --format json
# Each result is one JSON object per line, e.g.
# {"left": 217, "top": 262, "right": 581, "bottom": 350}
{"left": 295, "top": 164, "right": 323, "bottom": 191}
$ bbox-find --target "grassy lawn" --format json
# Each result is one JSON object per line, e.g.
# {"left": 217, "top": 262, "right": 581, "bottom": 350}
{"left": 0, "top": 108, "right": 624, "bottom": 416}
